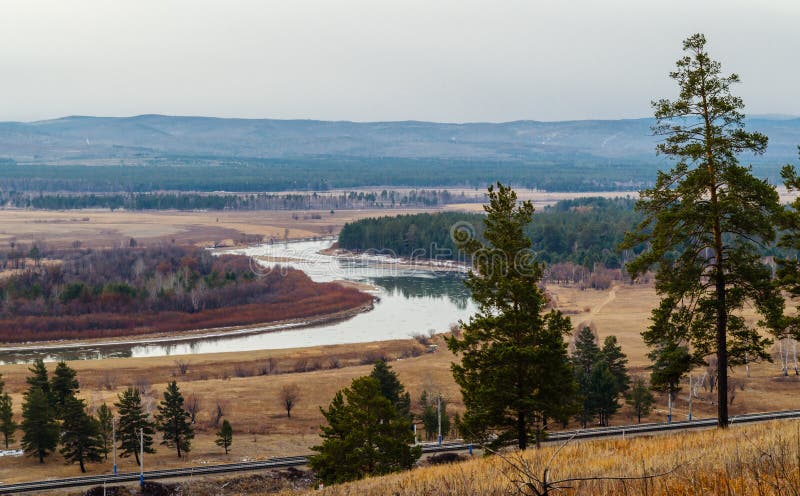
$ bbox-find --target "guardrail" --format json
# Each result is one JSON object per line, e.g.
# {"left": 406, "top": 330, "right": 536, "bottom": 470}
{"left": 3, "top": 409, "right": 800, "bottom": 494}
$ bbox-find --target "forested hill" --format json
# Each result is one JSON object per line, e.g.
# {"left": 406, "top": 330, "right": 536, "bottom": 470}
{"left": 0, "top": 115, "right": 797, "bottom": 192}
{"left": 338, "top": 198, "right": 644, "bottom": 269}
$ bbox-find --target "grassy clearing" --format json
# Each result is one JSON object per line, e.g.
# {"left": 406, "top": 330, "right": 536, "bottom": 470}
{"left": 283, "top": 419, "right": 800, "bottom": 496}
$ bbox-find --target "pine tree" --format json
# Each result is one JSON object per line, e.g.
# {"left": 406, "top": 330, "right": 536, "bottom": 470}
{"left": 447, "top": 183, "right": 576, "bottom": 450}
{"left": 215, "top": 419, "right": 233, "bottom": 454}
{"left": 601, "top": 336, "right": 630, "bottom": 395}
{"left": 51, "top": 361, "right": 80, "bottom": 418}
{"left": 20, "top": 387, "right": 59, "bottom": 463}
{"left": 622, "top": 33, "right": 784, "bottom": 428}
{"left": 25, "top": 359, "right": 52, "bottom": 406}
{"left": 626, "top": 376, "right": 656, "bottom": 423}
{"left": 573, "top": 327, "right": 601, "bottom": 375}
{"left": 648, "top": 340, "right": 694, "bottom": 404}
{"left": 96, "top": 403, "right": 114, "bottom": 461}
{"left": 369, "top": 360, "right": 411, "bottom": 420}
{"left": 60, "top": 396, "right": 103, "bottom": 473}
{"left": 0, "top": 391, "right": 15, "bottom": 449}
{"left": 114, "top": 387, "right": 155, "bottom": 465}
{"left": 587, "top": 359, "right": 621, "bottom": 427}
{"left": 418, "top": 391, "right": 450, "bottom": 441}
{"left": 155, "top": 381, "right": 194, "bottom": 458}
{"left": 309, "top": 376, "right": 421, "bottom": 485}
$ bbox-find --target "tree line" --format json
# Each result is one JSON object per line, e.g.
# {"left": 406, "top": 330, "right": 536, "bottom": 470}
{"left": 0, "top": 189, "right": 478, "bottom": 211}
{"left": 338, "top": 198, "right": 647, "bottom": 270}
{"left": 0, "top": 359, "right": 231, "bottom": 473}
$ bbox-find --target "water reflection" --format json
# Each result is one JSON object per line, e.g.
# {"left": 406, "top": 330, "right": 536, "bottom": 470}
{"left": 0, "top": 240, "right": 477, "bottom": 364}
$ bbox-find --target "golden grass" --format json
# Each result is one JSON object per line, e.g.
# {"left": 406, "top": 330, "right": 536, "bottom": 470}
{"left": 282, "top": 419, "right": 800, "bottom": 496}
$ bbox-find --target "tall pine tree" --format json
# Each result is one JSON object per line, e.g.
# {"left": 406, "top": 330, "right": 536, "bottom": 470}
{"left": 0, "top": 375, "right": 15, "bottom": 449}
{"left": 60, "top": 396, "right": 103, "bottom": 473}
{"left": 155, "top": 381, "right": 194, "bottom": 458}
{"left": 51, "top": 361, "right": 80, "bottom": 418}
{"left": 447, "top": 183, "right": 576, "bottom": 450}
{"left": 20, "top": 387, "right": 59, "bottom": 463}
{"left": 114, "top": 387, "right": 155, "bottom": 465}
{"left": 622, "top": 33, "right": 783, "bottom": 428}
{"left": 96, "top": 403, "right": 114, "bottom": 461}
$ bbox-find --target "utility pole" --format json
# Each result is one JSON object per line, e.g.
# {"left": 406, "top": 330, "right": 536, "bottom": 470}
{"left": 112, "top": 419, "right": 117, "bottom": 475}
{"left": 437, "top": 394, "right": 442, "bottom": 445}
{"left": 667, "top": 389, "right": 672, "bottom": 424}
{"left": 139, "top": 428, "right": 144, "bottom": 488}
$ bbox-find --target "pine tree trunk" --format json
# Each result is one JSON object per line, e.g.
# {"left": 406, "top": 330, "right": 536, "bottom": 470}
{"left": 716, "top": 271, "right": 728, "bottom": 427}
{"left": 518, "top": 412, "right": 527, "bottom": 450}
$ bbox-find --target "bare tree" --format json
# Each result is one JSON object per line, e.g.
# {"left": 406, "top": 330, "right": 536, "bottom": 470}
{"left": 185, "top": 393, "right": 201, "bottom": 424}
{"left": 174, "top": 359, "right": 189, "bottom": 376}
{"left": 280, "top": 384, "right": 301, "bottom": 418}
{"left": 212, "top": 399, "right": 228, "bottom": 428}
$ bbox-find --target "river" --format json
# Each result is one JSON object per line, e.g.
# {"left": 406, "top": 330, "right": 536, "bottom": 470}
{"left": 0, "top": 239, "right": 477, "bottom": 363}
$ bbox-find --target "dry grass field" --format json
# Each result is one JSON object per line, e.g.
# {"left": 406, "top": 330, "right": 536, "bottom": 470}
{"left": 278, "top": 419, "right": 800, "bottom": 496}
{"left": 0, "top": 208, "right": 437, "bottom": 249}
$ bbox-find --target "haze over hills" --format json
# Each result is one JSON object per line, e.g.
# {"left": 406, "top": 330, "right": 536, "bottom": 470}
{"left": 0, "top": 115, "right": 798, "bottom": 192}
{"left": 1, "top": 114, "right": 798, "bottom": 166}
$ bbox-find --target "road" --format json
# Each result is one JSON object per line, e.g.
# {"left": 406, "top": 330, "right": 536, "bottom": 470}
{"left": 3, "top": 408, "right": 800, "bottom": 494}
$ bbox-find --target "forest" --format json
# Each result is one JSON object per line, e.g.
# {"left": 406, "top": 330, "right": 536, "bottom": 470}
{"left": 338, "top": 198, "right": 646, "bottom": 270}
{"left": 0, "top": 157, "right": 652, "bottom": 193}
{"left": 0, "top": 189, "right": 475, "bottom": 211}
{"left": 0, "top": 246, "right": 371, "bottom": 342}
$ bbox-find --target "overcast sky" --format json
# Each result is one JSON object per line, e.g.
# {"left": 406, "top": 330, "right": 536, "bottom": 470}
{"left": 0, "top": 0, "right": 797, "bottom": 123}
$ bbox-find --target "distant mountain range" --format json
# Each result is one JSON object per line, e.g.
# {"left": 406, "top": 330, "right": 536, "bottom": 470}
{"left": 1, "top": 114, "right": 798, "bottom": 167}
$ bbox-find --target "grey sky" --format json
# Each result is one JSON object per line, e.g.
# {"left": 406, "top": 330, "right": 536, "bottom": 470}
{"left": 1, "top": 0, "right": 798, "bottom": 123}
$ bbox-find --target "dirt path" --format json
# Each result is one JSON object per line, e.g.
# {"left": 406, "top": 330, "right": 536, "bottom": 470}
{"left": 590, "top": 285, "right": 617, "bottom": 316}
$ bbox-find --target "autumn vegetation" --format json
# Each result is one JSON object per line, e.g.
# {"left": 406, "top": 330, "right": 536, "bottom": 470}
{"left": 0, "top": 245, "right": 371, "bottom": 342}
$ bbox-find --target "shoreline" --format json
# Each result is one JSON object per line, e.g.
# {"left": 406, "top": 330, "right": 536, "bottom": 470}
{"left": 0, "top": 301, "right": 375, "bottom": 354}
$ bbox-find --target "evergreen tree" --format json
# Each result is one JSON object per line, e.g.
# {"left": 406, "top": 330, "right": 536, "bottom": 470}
{"left": 369, "top": 359, "right": 411, "bottom": 420}
{"left": 51, "top": 361, "right": 80, "bottom": 418}
{"left": 601, "top": 336, "right": 630, "bottom": 395}
{"left": 309, "top": 376, "right": 421, "bottom": 485}
{"left": 20, "top": 387, "right": 59, "bottom": 463}
{"left": 114, "top": 387, "right": 155, "bottom": 465}
{"left": 96, "top": 403, "right": 114, "bottom": 461}
{"left": 622, "top": 33, "right": 783, "bottom": 428}
{"left": 26, "top": 358, "right": 51, "bottom": 405}
{"left": 447, "top": 183, "right": 576, "bottom": 450}
{"left": 572, "top": 327, "right": 601, "bottom": 375}
{"left": 626, "top": 376, "right": 656, "bottom": 423}
{"left": 587, "top": 359, "right": 621, "bottom": 427}
{"left": 419, "top": 391, "right": 450, "bottom": 441}
{"left": 648, "top": 339, "right": 694, "bottom": 411}
{"left": 0, "top": 389, "right": 15, "bottom": 449}
{"left": 155, "top": 381, "right": 194, "bottom": 458}
{"left": 215, "top": 419, "right": 233, "bottom": 454}
{"left": 60, "top": 396, "right": 103, "bottom": 473}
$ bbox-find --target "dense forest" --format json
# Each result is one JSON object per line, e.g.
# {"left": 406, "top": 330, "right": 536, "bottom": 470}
{"left": 0, "top": 157, "right": 651, "bottom": 193}
{"left": 0, "top": 246, "right": 371, "bottom": 342}
{"left": 338, "top": 198, "right": 644, "bottom": 270}
{"left": 0, "top": 189, "right": 478, "bottom": 211}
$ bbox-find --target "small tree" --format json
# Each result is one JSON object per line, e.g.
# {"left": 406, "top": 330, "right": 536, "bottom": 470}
{"left": 601, "top": 336, "right": 630, "bottom": 395}
{"left": 155, "top": 381, "right": 194, "bottom": 458}
{"left": 626, "top": 376, "right": 656, "bottom": 423}
{"left": 309, "top": 376, "right": 421, "bottom": 485}
{"left": 115, "top": 387, "right": 155, "bottom": 465}
{"left": 0, "top": 392, "right": 16, "bottom": 449}
{"left": 60, "top": 396, "right": 103, "bottom": 473}
{"left": 96, "top": 403, "right": 114, "bottom": 460}
{"left": 215, "top": 419, "right": 233, "bottom": 454}
{"left": 419, "top": 391, "right": 450, "bottom": 441}
{"left": 370, "top": 360, "right": 411, "bottom": 420}
{"left": 280, "top": 384, "right": 301, "bottom": 418}
{"left": 20, "top": 388, "right": 59, "bottom": 463}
